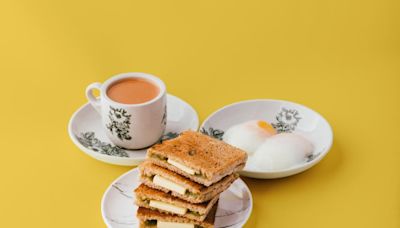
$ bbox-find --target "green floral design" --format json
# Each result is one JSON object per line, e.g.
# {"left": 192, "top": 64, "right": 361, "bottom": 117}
{"left": 161, "top": 105, "right": 167, "bottom": 126}
{"left": 200, "top": 127, "right": 224, "bottom": 140}
{"left": 306, "top": 152, "right": 321, "bottom": 162}
{"left": 161, "top": 132, "right": 179, "bottom": 141}
{"left": 76, "top": 132, "right": 129, "bottom": 157}
{"left": 106, "top": 106, "right": 132, "bottom": 141}
{"left": 271, "top": 108, "right": 301, "bottom": 133}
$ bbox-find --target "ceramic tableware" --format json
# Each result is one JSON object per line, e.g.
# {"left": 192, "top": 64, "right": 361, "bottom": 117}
{"left": 86, "top": 72, "right": 166, "bottom": 149}
{"left": 101, "top": 168, "right": 253, "bottom": 228}
{"left": 201, "top": 99, "right": 333, "bottom": 179}
{"left": 68, "top": 94, "right": 198, "bottom": 166}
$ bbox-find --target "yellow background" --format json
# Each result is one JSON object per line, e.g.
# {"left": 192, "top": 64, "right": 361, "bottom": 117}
{"left": 0, "top": 0, "right": 399, "bottom": 227}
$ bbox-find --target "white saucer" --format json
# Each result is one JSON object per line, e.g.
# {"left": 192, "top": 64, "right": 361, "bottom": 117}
{"left": 101, "top": 168, "right": 253, "bottom": 228}
{"left": 201, "top": 99, "right": 333, "bottom": 179}
{"left": 68, "top": 94, "right": 199, "bottom": 166}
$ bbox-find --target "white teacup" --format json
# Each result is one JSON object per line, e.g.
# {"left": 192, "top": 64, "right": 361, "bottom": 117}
{"left": 85, "top": 72, "right": 167, "bottom": 149}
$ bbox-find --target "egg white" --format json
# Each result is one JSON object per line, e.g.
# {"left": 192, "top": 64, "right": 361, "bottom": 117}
{"left": 251, "top": 133, "right": 314, "bottom": 170}
{"left": 223, "top": 120, "right": 273, "bottom": 155}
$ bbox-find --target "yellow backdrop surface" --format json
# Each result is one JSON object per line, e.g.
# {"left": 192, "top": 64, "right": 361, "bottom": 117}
{"left": 0, "top": 0, "right": 399, "bottom": 227}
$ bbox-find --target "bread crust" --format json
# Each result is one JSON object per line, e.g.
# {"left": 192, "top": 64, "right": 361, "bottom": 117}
{"left": 148, "top": 131, "right": 247, "bottom": 186}
{"left": 139, "top": 161, "right": 239, "bottom": 203}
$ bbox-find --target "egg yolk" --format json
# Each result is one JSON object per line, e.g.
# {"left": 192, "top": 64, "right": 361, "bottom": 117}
{"left": 257, "top": 120, "right": 277, "bottom": 135}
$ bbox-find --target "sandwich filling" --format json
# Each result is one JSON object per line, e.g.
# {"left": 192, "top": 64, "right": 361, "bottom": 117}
{"left": 139, "top": 198, "right": 204, "bottom": 217}
{"left": 150, "top": 154, "right": 206, "bottom": 178}
{"left": 167, "top": 158, "right": 196, "bottom": 175}
{"left": 143, "top": 174, "right": 200, "bottom": 198}
{"left": 144, "top": 220, "right": 203, "bottom": 228}
{"left": 153, "top": 175, "right": 186, "bottom": 195}
{"left": 149, "top": 200, "right": 187, "bottom": 215}
{"left": 158, "top": 221, "right": 195, "bottom": 228}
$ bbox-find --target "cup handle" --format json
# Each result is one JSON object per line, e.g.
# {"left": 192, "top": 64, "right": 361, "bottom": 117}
{"left": 85, "top": 82, "right": 102, "bottom": 114}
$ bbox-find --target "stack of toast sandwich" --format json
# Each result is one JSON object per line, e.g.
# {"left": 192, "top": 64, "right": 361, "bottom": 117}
{"left": 134, "top": 131, "right": 247, "bottom": 228}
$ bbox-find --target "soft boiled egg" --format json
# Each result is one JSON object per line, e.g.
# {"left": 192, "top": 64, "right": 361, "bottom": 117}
{"left": 250, "top": 133, "right": 314, "bottom": 170}
{"left": 223, "top": 120, "right": 277, "bottom": 155}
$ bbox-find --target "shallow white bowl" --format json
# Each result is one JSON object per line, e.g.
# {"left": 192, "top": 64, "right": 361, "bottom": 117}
{"left": 201, "top": 99, "right": 333, "bottom": 179}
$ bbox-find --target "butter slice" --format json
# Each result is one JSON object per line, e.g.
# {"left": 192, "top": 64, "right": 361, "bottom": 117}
{"left": 167, "top": 158, "right": 196, "bottom": 175}
{"left": 153, "top": 175, "right": 187, "bottom": 195}
{"left": 158, "top": 221, "right": 194, "bottom": 228}
{"left": 149, "top": 200, "right": 187, "bottom": 215}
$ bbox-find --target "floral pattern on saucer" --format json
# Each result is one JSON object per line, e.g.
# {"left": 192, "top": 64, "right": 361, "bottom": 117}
{"left": 76, "top": 132, "right": 129, "bottom": 157}
{"left": 76, "top": 131, "right": 181, "bottom": 158}
{"left": 161, "top": 132, "right": 179, "bottom": 141}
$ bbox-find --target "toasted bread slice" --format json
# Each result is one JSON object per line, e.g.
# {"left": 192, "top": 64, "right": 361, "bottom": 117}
{"left": 147, "top": 131, "right": 247, "bottom": 186}
{"left": 137, "top": 204, "right": 217, "bottom": 228}
{"left": 139, "top": 161, "right": 238, "bottom": 203}
{"left": 135, "top": 184, "right": 219, "bottom": 222}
